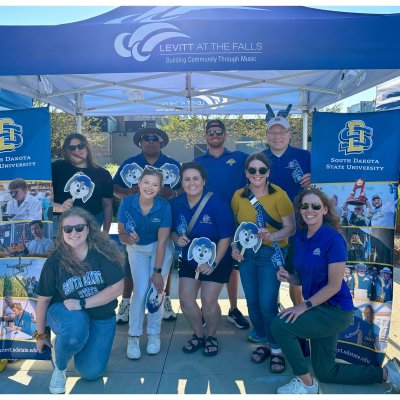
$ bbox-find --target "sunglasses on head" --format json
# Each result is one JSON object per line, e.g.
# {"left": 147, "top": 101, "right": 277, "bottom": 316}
{"left": 144, "top": 165, "right": 163, "bottom": 174}
{"left": 206, "top": 129, "right": 224, "bottom": 137}
{"left": 68, "top": 143, "right": 86, "bottom": 151}
{"left": 142, "top": 135, "right": 159, "bottom": 142}
{"left": 247, "top": 166, "right": 269, "bottom": 175}
{"left": 299, "top": 202, "right": 322, "bottom": 211}
{"left": 62, "top": 224, "right": 87, "bottom": 234}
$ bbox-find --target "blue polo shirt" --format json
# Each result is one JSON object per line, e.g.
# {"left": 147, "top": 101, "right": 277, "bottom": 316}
{"left": 294, "top": 224, "right": 354, "bottom": 311}
{"left": 117, "top": 194, "right": 171, "bottom": 245}
{"left": 171, "top": 192, "right": 235, "bottom": 268}
{"left": 262, "top": 145, "right": 311, "bottom": 203}
{"left": 113, "top": 151, "right": 181, "bottom": 190}
{"left": 195, "top": 149, "right": 248, "bottom": 204}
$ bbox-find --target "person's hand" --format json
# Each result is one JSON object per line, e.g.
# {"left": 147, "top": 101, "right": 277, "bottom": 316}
{"left": 278, "top": 303, "right": 308, "bottom": 323}
{"left": 62, "top": 198, "right": 74, "bottom": 212}
{"left": 195, "top": 263, "right": 214, "bottom": 276}
{"left": 258, "top": 228, "right": 273, "bottom": 242}
{"left": 63, "top": 299, "right": 82, "bottom": 311}
{"left": 177, "top": 234, "right": 190, "bottom": 248}
{"left": 231, "top": 245, "right": 244, "bottom": 262}
{"left": 9, "top": 322, "right": 16, "bottom": 331}
{"left": 300, "top": 173, "right": 311, "bottom": 188}
{"left": 36, "top": 336, "right": 53, "bottom": 353}
{"left": 127, "top": 231, "right": 140, "bottom": 245}
{"left": 277, "top": 266, "right": 289, "bottom": 283}
{"left": 150, "top": 272, "right": 164, "bottom": 293}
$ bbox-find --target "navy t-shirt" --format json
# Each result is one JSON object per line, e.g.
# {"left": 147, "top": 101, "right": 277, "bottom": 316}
{"left": 171, "top": 192, "right": 235, "bottom": 269}
{"left": 294, "top": 224, "right": 354, "bottom": 311}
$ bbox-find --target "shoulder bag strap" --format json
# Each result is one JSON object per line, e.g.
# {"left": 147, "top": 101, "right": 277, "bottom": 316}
{"left": 186, "top": 192, "right": 213, "bottom": 235}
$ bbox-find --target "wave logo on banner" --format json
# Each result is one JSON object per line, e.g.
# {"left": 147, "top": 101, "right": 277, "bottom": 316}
{"left": 0, "top": 118, "right": 23, "bottom": 153}
{"left": 338, "top": 120, "right": 373, "bottom": 155}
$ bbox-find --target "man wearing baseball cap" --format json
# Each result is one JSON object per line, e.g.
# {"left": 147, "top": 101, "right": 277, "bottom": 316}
{"left": 366, "top": 193, "right": 398, "bottom": 227}
{"left": 113, "top": 127, "right": 182, "bottom": 324}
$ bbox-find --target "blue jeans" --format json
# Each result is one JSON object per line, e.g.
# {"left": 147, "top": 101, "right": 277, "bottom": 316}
{"left": 239, "top": 245, "right": 287, "bottom": 350}
{"left": 47, "top": 302, "right": 116, "bottom": 380}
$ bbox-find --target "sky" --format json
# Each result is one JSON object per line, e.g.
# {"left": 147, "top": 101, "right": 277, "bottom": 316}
{"left": 0, "top": 4, "right": 399, "bottom": 111}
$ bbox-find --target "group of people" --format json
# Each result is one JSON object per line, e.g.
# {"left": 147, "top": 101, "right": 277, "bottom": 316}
{"left": 28, "top": 117, "right": 400, "bottom": 394}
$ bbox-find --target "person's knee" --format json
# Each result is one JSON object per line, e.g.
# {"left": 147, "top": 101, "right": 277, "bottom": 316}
{"left": 201, "top": 297, "right": 218, "bottom": 313}
{"left": 179, "top": 295, "right": 195, "bottom": 311}
{"left": 77, "top": 365, "right": 105, "bottom": 381}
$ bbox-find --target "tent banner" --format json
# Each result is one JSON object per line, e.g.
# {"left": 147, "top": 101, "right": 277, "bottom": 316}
{"left": 0, "top": 107, "right": 52, "bottom": 360}
{"left": 311, "top": 111, "right": 399, "bottom": 367}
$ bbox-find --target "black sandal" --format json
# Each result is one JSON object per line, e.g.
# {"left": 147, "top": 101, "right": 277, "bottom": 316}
{"left": 251, "top": 346, "right": 271, "bottom": 364}
{"left": 203, "top": 336, "right": 218, "bottom": 357}
{"left": 182, "top": 333, "right": 205, "bottom": 353}
{"left": 270, "top": 354, "right": 286, "bottom": 374}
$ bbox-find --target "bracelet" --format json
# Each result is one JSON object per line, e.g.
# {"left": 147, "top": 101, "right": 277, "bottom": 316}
{"left": 212, "top": 261, "right": 218, "bottom": 269}
{"left": 153, "top": 267, "right": 162, "bottom": 273}
{"left": 33, "top": 330, "right": 48, "bottom": 340}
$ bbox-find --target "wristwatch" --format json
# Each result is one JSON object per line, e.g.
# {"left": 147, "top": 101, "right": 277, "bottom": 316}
{"left": 79, "top": 299, "right": 86, "bottom": 310}
{"left": 305, "top": 300, "right": 313, "bottom": 309}
{"left": 153, "top": 267, "right": 162, "bottom": 273}
{"left": 212, "top": 261, "right": 217, "bottom": 269}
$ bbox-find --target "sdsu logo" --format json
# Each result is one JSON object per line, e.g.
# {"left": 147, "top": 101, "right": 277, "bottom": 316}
{"left": 0, "top": 118, "right": 23, "bottom": 153}
{"left": 338, "top": 120, "right": 373, "bottom": 155}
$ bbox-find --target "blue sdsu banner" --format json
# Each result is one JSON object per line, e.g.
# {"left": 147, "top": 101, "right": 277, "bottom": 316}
{"left": 0, "top": 107, "right": 52, "bottom": 361}
{"left": 312, "top": 111, "right": 399, "bottom": 367}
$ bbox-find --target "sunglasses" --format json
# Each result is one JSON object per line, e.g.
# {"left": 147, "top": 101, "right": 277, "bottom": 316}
{"left": 142, "top": 135, "right": 159, "bottom": 142}
{"left": 62, "top": 224, "right": 88, "bottom": 233}
{"left": 144, "top": 165, "right": 163, "bottom": 174}
{"left": 247, "top": 166, "right": 269, "bottom": 175}
{"left": 299, "top": 203, "right": 322, "bottom": 211}
{"left": 206, "top": 130, "right": 224, "bottom": 136}
{"left": 68, "top": 143, "right": 86, "bottom": 151}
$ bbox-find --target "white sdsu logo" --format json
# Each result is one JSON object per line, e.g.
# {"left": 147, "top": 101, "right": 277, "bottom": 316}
{"left": 312, "top": 248, "right": 321, "bottom": 256}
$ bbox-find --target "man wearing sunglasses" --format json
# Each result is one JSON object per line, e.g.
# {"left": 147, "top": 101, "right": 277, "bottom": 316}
{"left": 5, "top": 178, "right": 42, "bottom": 221}
{"left": 113, "top": 127, "right": 182, "bottom": 324}
{"left": 194, "top": 119, "right": 250, "bottom": 330}
{"left": 52, "top": 133, "right": 114, "bottom": 234}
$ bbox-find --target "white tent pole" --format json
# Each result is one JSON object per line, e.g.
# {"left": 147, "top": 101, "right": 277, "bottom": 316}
{"left": 302, "top": 111, "right": 308, "bottom": 150}
{"left": 75, "top": 93, "right": 82, "bottom": 134}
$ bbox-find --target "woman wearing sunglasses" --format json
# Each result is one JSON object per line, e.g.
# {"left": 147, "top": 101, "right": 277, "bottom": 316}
{"left": 117, "top": 166, "right": 173, "bottom": 360}
{"left": 171, "top": 162, "right": 235, "bottom": 357}
{"left": 231, "top": 152, "right": 295, "bottom": 373}
{"left": 35, "top": 207, "right": 125, "bottom": 394}
{"left": 52, "top": 133, "right": 114, "bottom": 233}
{"left": 271, "top": 188, "right": 400, "bottom": 394}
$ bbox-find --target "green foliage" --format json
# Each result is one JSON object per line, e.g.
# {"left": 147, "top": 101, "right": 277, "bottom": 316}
{"left": 0, "top": 275, "right": 27, "bottom": 297}
{"left": 104, "top": 163, "right": 119, "bottom": 179}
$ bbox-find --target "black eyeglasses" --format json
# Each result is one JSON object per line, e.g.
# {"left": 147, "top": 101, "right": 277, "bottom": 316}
{"left": 62, "top": 224, "right": 88, "bottom": 233}
{"left": 144, "top": 165, "right": 163, "bottom": 174}
{"left": 68, "top": 143, "right": 86, "bottom": 151}
{"left": 206, "top": 129, "right": 224, "bottom": 137}
{"left": 299, "top": 203, "right": 322, "bottom": 211}
{"left": 247, "top": 167, "right": 269, "bottom": 175}
{"left": 142, "top": 135, "right": 159, "bottom": 142}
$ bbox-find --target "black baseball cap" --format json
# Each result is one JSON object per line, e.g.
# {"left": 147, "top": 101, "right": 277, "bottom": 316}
{"left": 206, "top": 119, "right": 225, "bottom": 132}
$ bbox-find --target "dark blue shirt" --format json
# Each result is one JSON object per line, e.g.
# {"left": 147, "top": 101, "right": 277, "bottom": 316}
{"left": 171, "top": 192, "right": 235, "bottom": 269}
{"left": 263, "top": 145, "right": 311, "bottom": 202}
{"left": 294, "top": 224, "right": 354, "bottom": 311}
{"left": 113, "top": 151, "right": 181, "bottom": 190}
{"left": 195, "top": 149, "right": 248, "bottom": 204}
{"left": 117, "top": 194, "right": 171, "bottom": 245}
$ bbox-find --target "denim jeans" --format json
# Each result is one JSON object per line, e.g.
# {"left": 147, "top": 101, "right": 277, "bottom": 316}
{"left": 126, "top": 239, "right": 174, "bottom": 337}
{"left": 46, "top": 302, "right": 116, "bottom": 380}
{"left": 239, "top": 245, "right": 287, "bottom": 349}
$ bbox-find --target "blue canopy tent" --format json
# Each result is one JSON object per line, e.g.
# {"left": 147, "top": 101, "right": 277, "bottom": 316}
{"left": 0, "top": 6, "right": 399, "bottom": 146}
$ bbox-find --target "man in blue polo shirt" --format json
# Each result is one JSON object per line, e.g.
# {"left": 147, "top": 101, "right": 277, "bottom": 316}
{"left": 113, "top": 127, "right": 182, "bottom": 324}
{"left": 262, "top": 116, "right": 311, "bottom": 306}
{"left": 195, "top": 119, "right": 250, "bottom": 330}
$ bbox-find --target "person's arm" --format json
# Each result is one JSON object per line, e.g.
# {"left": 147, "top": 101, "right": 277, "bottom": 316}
{"left": 197, "top": 237, "right": 231, "bottom": 276}
{"left": 113, "top": 183, "right": 138, "bottom": 199}
{"left": 279, "top": 260, "right": 346, "bottom": 323}
{"left": 35, "top": 295, "right": 53, "bottom": 352}
{"left": 63, "top": 278, "right": 124, "bottom": 310}
{"left": 118, "top": 222, "right": 140, "bottom": 245}
{"left": 277, "top": 267, "right": 302, "bottom": 285}
{"left": 102, "top": 197, "right": 113, "bottom": 233}
{"left": 150, "top": 227, "right": 171, "bottom": 293}
{"left": 28, "top": 198, "right": 43, "bottom": 220}
{"left": 357, "top": 329, "right": 363, "bottom": 345}
{"left": 375, "top": 335, "right": 381, "bottom": 351}
{"left": 258, "top": 213, "right": 296, "bottom": 242}
{"left": 53, "top": 199, "right": 74, "bottom": 213}
{"left": 299, "top": 173, "right": 311, "bottom": 188}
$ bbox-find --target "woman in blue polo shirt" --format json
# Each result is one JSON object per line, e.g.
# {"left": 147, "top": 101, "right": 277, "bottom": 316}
{"left": 171, "top": 162, "right": 235, "bottom": 357}
{"left": 271, "top": 188, "right": 400, "bottom": 394}
{"left": 118, "top": 167, "right": 173, "bottom": 360}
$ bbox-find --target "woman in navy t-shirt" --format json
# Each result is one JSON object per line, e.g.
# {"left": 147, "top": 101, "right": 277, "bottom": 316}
{"left": 171, "top": 162, "right": 235, "bottom": 357}
{"left": 271, "top": 188, "right": 400, "bottom": 394}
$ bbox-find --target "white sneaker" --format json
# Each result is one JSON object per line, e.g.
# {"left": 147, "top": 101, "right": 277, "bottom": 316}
{"left": 385, "top": 358, "right": 400, "bottom": 392}
{"left": 127, "top": 336, "right": 141, "bottom": 360}
{"left": 49, "top": 366, "right": 66, "bottom": 394}
{"left": 277, "top": 377, "right": 319, "bottom": 394}
{"left": 163, "top": 296, "right": 177, "bottom": 321}
{"left": 146, "top": 334, "right": 161, "bottom": 355}
{"left": 116, "top": 301, "right": 130, "bottom": 324}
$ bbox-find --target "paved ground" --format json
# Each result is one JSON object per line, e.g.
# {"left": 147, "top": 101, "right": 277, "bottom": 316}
{"left": 0, "top": 267, "right": 399, "bottom": 395}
